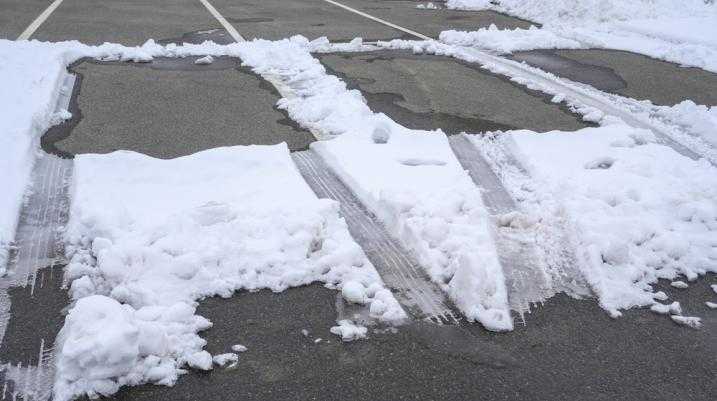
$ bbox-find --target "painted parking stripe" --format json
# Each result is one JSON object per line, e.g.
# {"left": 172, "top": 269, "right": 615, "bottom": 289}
{"left": 17, "top": 0, "right": 65, "bottom": 40}
{"left": 321, "top": 0, "right": 432, "bottom": 41}
{"left": 198, "top": 0, "right": 246, "bottom": 42}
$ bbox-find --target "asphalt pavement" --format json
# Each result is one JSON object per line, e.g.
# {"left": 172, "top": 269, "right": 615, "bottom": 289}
{"left": 1, "top": 1, "right": 716, "bottom": 400}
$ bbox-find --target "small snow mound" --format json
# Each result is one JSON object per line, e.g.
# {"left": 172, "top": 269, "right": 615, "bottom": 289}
{"left": 705, "top": 301, "right": 717, "bottom": 309}
{"left": 330, "top": 320, "right": 368, "bottom": 341}
{"left": 194, "top": 55, "right": 214, "bottom": 65}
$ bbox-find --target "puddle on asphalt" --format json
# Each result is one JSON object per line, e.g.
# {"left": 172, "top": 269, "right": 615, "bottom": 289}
{"left": 318, "top": 50, "right": 589, "bottom": 134}
{"left": 512, "top": 49, "right": 717, "bottom": 106}
{"left": 157, "top": 28, "right": 235, "bottom": 46}
{"left": 227, "top": 17, "right": 275, "bottom": 23}
{"left": 510, "top": 50, "right": 627, "bottom": 92}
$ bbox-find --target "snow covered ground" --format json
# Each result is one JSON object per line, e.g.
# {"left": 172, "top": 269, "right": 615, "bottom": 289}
{"left": 445, "top": 0, "right": 717, "bottom": 73}
{"left": 2, "top": 28, "right": 716, "bottom": 401}
{"left": 471, "top": 124, "right": 717, "bottom": 317}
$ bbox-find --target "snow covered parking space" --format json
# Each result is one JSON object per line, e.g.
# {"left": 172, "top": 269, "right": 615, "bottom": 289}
{"left": 471, "top": 123, "right": 717, "bottom": 317}
{"left": 56, "top": 144, "right": 403, "bottom": 400}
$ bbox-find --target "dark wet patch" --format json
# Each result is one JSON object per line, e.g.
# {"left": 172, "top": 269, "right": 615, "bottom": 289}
{"left": 321, "top": 56, "right": 515, "bottom": 134}
{"left": 227, "top": 17, "right": 274, "bottom": 23}
{"left": 42, "top": 62, "right": 83, "bottom": 159}
{"left": 107, "top": 56, "right": 240, "bottom": 72}
{"left": 322, "top": 50, "right": 591, "bottom": 133}
{"left": 510, "top": 50, "right": 628, "bottom": 92}
{"left": 446, "top": 15, "right": 471, "bottom": 21}
{"left": 0, "top": 265, "right": 69, "bottom": 365}
{"left": 157, "top": 28, "right": 235, "bottom": 46}
{"left": 311, "top": 23, "right": 325, "bottom": 27}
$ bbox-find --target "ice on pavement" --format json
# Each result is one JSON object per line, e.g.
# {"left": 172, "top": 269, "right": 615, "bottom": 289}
{"left": 446, "top": 0, "right": 717, "bottom": 72}
{"left": 55, "top": 144, "right": 404, "bottom": 400}
{"left": 472, "top": 124, "right": 717, "bottom": 317}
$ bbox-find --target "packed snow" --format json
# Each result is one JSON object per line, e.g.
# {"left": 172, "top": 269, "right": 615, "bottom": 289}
{"left": 445, "top": 0, "right": 717, "bottom": 72}
{"left": 471, "top": 124, "right": 717, "bottom": 317}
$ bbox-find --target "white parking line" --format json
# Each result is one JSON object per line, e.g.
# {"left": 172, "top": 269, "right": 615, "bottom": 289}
{"left": 198, "top": 0, "right": 246, "bottom": 42}
{"left": 17, "top": 0, "right": 65, "bottom": 40}
{"left": 321, "top": 0, "right": 432, "bottom": 41}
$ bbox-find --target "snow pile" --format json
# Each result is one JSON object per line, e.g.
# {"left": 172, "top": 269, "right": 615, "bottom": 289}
{"left": 472, "top": 124, "right": 717, "bottom": 317}
{"left": 0, "top": 40, "right": 71, "bottom": 273}
{"left": 440, "top": 24, "right": 582, "bottom": 54}
{"left": 56, "top": 144, "right": 404, "bottom": 400}
{"left": 446, "top": 0, "right": 717, "bottom": 72}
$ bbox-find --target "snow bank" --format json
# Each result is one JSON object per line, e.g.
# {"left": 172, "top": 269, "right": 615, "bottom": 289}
{"left": 440, "top": 24, "right": 582, "bottom": 54}
{"left": 472, "top": 124, "right": 717, "bottom": 317}
{"left": 0, "top": 40, "right": 71, "bottom": 273}
{"left": 446, "top": 0, "right": 717, "bottom": 72}
{"left": 57, "top": 144, "right": 404, "bottom": 400}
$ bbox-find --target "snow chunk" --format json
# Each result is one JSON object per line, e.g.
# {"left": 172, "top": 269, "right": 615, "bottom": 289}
{"left": 194, "top": 55, "right": 214, "bottom": 65}
{"left": 330, "top": 320, "right": 368, "bottom": 342}
{"left": 186, "top": 351, "right": 213, "bottom": 370}
{"left": 231, "top": 344, "right": 247, "bottom": 353}
{"left": 212, "top": 353, "right": 238, "bottom": 367}
{"left": 670, "top": 281, "right": 689, "bottom": 289}
{"left": 341, "top": 280, "right": 367, "bottom": 304}
{"left": 706, "top": 301, "right": 717, "bottom": 309}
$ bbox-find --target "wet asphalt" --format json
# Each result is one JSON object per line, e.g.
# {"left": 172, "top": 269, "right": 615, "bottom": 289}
{"left": 2, "top": 0, "right": 717, "bottom": 400}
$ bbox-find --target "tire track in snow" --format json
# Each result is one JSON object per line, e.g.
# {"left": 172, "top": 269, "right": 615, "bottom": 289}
{"left": 292, "top": 150, "right": 461, "bottom": 325}
{"left": 0, "top": 73, "right": 75, "bottom": 401}
{"left": 448, "top": 134, "right": 556, "bottom": 316}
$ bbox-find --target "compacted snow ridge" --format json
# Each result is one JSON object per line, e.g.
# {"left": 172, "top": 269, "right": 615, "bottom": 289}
{"left": 440, "top": 24, "right": 583, "bottom": 54}
{"left": 471, "top": 125, "right": 717, "bottom": 318}
{"left": 445, "top": 0, "right": 717, "bottom": 72}
{"left": 56, "top": 144, "right": 403, "bottom": 400}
